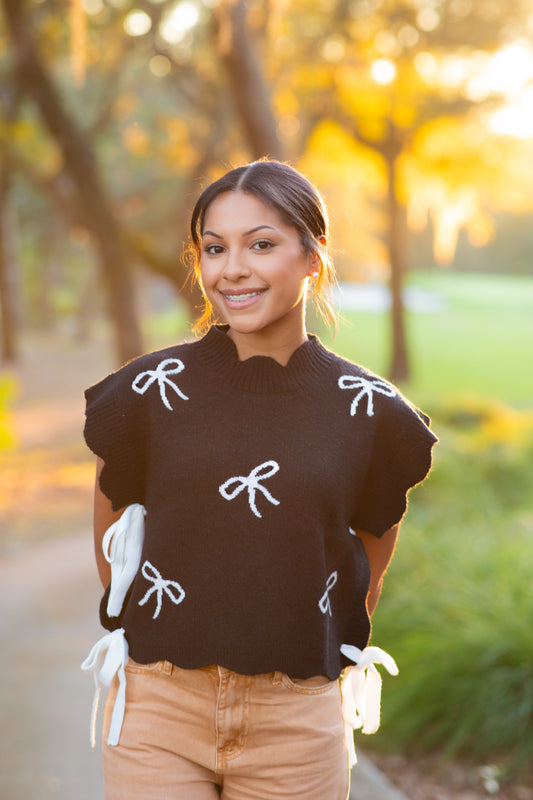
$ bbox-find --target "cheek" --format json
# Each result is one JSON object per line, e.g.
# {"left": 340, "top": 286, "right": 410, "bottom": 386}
{"left": 199, "top": 260, "right": 215, "bottom": 292}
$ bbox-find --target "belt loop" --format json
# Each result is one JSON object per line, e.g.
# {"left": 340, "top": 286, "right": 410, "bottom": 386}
{"left": 271, "top": 671, "right": 283, "bottom": 686}
{"left": 162, "top": 660, "right": 173, "bottom": 676}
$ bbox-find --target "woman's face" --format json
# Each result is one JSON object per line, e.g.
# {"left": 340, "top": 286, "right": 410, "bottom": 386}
{"left": 200, "top": 191, "right": 318, "bottom": 343}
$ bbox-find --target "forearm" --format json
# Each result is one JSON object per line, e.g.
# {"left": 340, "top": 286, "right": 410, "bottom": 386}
{"left": 93, "top": 457, "right": 125, "bottom": 589}
{"left": 357, "top": 523, "right": 400, "bottom": 617}
{"left": 366, "top": 576, "right": 385, "bottom": 617}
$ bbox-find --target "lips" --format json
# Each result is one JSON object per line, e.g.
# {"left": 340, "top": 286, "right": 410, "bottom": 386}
{"left": 219, "top": 288, "right": 267, "bottom": 306}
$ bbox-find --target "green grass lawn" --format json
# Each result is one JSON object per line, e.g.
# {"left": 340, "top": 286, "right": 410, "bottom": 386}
{"left": 319, "top": 271, "right": 533, "bottom": 409}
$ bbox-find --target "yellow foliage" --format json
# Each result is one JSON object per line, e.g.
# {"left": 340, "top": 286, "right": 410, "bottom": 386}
{"left": 451, "top": 398, "right": 533, "bottom": 450}
{"left": 164, "top": 118, "right": 190, "bottom": 143}
{"left": 69, "top": 0, "right": 86, "bottom": 86}
{"left": 160, "top": 118, "right": 197, "bottom": 168}
{"left": 273, "top": 87, "right": 300, "bottom": 117}
{"left": 302, "top": 119, "right": 385, "bottom": 187}
{"left": 2, "top": 118, "right": 62, "bottom": 177}
{"left": 392, "top": 103, "right": 416, "bottom": 130}
{"left": 122, "top": 124, "right": 149, "bottom": 157}
{"left": 405, "top": 175, "right": 494, "bottom": 265}
{"left": 299, "top": 120, "right": 387, "bottom": 278}
{"left": 479, "top": 406, "right": 533, "bottom": 448}
{"left": 113, "top": 93, "right": 139, "bottom": 120}
{"left": 0, "top": 377, "right": 18, "bottom": 452}
{"left": 467, "top": 211, "right": 494, "bottom": 248}
{"left": 404, "top": 114, "right": 533, "bottom": 263}
{"left": 6, "top": 120, "right": 35, "bottom": 143}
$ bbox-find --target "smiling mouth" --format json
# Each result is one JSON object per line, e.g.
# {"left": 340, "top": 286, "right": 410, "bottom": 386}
{"left": 220, "top": 289, "right": 267, "bottom": 303}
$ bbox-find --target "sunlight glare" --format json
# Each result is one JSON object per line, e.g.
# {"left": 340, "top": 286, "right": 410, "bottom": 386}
{"left": 160, "top": 2, "right": 200, "bottom": 44}
{"left": 440, "top": 55, "right": 469, "bottom": 88}
{"left": 489, "top": 87, "right": 533, "bottom": 139}
{"left": 397, "top": 24, "right": 419, "bottom": 48}
{"left": 374, "top": 30, "right": 399, "bottom": 57}
{"left": 82, "top": 0, "right": 104, "bottom": 14}
{"left": 123, "top": 10, "right": 152, "bottom": 37}
{"left": 371, "top": 59, "right": 397, "bottom": 85}
{"left": 416, "top": 8, "right": 440, "bottom": 32}
{"left": 149, "top": 54, "right": 172, "bottom": 77}
{"left": 414, "top": 51, "right": 438, "bottom": 84}
{"left": 322, "top": 37, "right": 346, "bottom": 63}
{"left": 468, "top": 43, "right": 533, "bottom": 99}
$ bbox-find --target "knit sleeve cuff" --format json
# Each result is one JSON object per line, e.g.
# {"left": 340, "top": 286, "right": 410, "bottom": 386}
{"left": 84, "top": 372, "right": 145, "bottom": 511}
{"left": 352, "top": 402, "right": 438, "bottom": 537}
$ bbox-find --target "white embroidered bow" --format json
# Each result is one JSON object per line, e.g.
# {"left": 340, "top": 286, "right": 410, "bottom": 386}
{"left": 81, "top": 628, "right": 129, "bottom": 747}
{"left": 132, "top": 358, "right": 188, "bottom": 410}
{"left": 338, "top": 375, "right": 396, "bottom": 416}
{"left": 340, "top": 643, "right": 399, "bottom": 766}
{"left": 102, "top": 504, "right": 146, "bottom": 617}
{"left": 219, "top": 460, "right": 280, "bottom": 518}
{"left": 318, "top": 571, "right": 338, "bottom": 615}
{"left": 138, "top": 560, "right": 186, "bottom": 619}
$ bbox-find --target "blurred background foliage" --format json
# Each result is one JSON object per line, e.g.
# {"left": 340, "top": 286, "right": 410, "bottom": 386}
{"left": 0, "top": 0, "right": 532, "bottom": 785}
{"left": 1, "top": 0, "right": 533, "bottom": 374}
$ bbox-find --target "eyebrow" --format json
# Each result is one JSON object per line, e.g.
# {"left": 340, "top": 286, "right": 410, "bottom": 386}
{"left": 203, "top": 225, "right": 276, "bottom": 239}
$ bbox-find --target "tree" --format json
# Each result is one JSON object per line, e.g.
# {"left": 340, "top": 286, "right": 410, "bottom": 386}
{"left": 0, "top": 79, "right": 20, "bottom": 363}
{"left": 2, "top": 0, "right": 145, "bottom": 364}
{"left": 216, "top": 0, "right": 283, "bottom": 161}
{"left": 267, "top": 0, "right": 533, "bottom": 380}
{"left": 0, "top": 169, "right": 18, "bottom": 363}
{"left": 2, "top": 0, "right": 532, "bottom": 379}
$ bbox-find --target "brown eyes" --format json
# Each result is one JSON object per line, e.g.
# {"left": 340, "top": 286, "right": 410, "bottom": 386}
{"left": 203, "top": 240, "right": 275, "bottom": 255}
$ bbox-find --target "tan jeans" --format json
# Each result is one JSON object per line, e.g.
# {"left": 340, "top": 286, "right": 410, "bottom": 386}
{"left": 102, "top": 659, "right": 350, "bottom": 800}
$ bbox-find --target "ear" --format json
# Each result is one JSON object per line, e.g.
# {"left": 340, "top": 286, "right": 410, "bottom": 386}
{"left": 307, "top": 236, "right": 326, "bottom": 277}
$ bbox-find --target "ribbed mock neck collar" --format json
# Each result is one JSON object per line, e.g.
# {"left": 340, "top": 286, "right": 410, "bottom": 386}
{"left": 195, "top": 325, "right": 335, "bottom": 393}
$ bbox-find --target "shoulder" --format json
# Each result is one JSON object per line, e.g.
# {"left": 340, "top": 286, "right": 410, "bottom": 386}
{"left": 85, "top": 339, "right": 199, "bottom": 400}
{"left": 121, "top": 338, "right": 198, "bottom": 378}
{"left": 324, "top": 347, "right": 433, "bottom": 430}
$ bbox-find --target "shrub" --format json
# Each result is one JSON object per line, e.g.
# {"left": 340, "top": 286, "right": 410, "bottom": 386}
{"left": 369, "top": 400, "right": 533, "bottom": 775}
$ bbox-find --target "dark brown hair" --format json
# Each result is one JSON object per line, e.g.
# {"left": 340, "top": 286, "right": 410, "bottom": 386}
{"left": 188, "top": 160, "right": 337, "bottom": 333}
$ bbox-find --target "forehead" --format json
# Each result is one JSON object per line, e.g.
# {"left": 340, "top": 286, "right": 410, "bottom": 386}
{"left": 203, "top": 191, "right": 287, "bottom": 234}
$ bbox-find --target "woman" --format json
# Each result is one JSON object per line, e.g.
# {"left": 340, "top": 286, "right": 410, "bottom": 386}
{"left": 82, "top": 160, "right": 437, "bottom": 799}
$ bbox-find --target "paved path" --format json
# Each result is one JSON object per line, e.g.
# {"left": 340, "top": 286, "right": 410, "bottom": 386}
{"left": 0, "top": 532, "right": 103, "bottom": 799}
{"left": 0, "top": 532, "right": 408, "bottom": 800}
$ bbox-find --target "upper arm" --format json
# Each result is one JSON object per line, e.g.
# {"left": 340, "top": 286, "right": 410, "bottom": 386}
{"left": 93, "top": 457, "right": 126, "bottom": 589}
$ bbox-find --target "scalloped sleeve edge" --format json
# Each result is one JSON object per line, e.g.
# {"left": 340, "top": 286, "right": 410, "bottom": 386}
{"left": 353, "top": 407, "right": 438, "bottom": 537}
{"left": 84, "top": 378, "right": 144, "bottom": 511}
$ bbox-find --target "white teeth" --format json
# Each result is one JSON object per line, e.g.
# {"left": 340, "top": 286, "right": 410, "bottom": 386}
{"left": 225, "top": 291, "right": 264, "bottom": 302}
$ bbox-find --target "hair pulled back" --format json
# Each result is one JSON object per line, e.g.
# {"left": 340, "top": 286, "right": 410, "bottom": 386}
{"left": 188, "top": 160, "right": 337, "bottom": 334}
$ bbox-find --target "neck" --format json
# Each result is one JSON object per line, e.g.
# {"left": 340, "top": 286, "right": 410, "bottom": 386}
{"left": 227, "top": 324, "right": 308, "bottom": 366}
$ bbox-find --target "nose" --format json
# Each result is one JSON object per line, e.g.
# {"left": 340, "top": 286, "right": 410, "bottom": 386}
{"left": 222, "top": 247, "right": 251, "bottom": 281}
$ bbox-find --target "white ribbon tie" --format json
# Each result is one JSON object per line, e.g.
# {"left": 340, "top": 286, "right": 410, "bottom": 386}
{"left": 340, "top": 643, "right": 399, "bottom": 766}
{"left": 219, "top": 460, "right": 280, "bottom": 519}
{"left": 81, "top": 628, "right": 129, "bottom": 748}
{"left": 103, "top": 504, "right": 146, "bottom": 617}
{"left": 132, "top": 358, "right": 188, "bottom": 410}
{"left": 338, "top": 375, "right": 396, "bottom": 416}
{"left": 319, "top": 571, "right": 338, "bottom": 615}
{"left": 138, "top": 560, "right": 186, "bottom": 619}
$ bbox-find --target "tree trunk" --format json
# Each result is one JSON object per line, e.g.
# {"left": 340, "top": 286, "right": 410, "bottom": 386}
{"left": 0, "top": 173, "right": 18, "bottom": 363}
{"left": 384, "top": 130, "right": 410, "bottom": 383}
{"left": 2, "top": 0, "right": 143, "bottom": 365}
{"left": 218, "top": 0, "right": 283, "bottom": 161}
